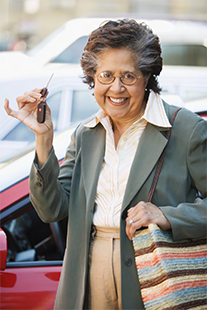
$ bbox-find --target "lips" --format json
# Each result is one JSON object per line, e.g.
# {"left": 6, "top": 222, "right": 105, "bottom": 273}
{"left": 108, "top": 97, "right": 128, "bottom": 105}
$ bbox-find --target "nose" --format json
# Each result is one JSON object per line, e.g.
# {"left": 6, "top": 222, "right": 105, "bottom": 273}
{"left": 110, "top": 77, "right": 125, "bottom": 93}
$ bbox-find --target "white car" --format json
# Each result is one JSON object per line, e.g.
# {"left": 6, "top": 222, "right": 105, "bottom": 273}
{"left": 29, "top": 18, "right": 207, "bottom": 67}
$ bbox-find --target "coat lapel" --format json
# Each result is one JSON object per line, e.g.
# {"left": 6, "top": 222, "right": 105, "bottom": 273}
{"left": 121, "top": 123, "right": 169, "bottom": 212}
{"left": 81, "top": 124, "right": 105, "bottom": 208}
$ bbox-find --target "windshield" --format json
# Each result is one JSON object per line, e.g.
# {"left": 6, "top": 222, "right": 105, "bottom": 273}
{"left": 48, "top": 36, "right": 207, "bottom": 66}
{"left": 162, "top": 44, "right": 207, "bottom": 66}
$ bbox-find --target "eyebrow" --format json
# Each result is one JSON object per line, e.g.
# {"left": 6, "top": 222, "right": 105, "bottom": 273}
{"left": 101, "top": 70, "right": 137, "bottom": 74}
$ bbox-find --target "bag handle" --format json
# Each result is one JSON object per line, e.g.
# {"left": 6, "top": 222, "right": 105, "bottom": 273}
{"left": 147, "top": 108, "right": 181, "bottom": 202}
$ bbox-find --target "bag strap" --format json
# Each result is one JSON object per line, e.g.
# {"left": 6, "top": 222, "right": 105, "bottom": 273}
{"left": 147, "top": 108, "right": 181, "bottom": 202}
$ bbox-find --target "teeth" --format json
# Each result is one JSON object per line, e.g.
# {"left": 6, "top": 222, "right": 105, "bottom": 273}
{"left": 109, "top": 97, "right": 126, "bottom": 103}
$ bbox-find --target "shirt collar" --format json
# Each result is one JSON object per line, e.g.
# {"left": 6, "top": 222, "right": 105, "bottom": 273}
{"left": 84, "top": 91, "right": 171, "bottom": 129}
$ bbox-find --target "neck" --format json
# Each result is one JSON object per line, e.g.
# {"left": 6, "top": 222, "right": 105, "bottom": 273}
{"left": 111, "top": 112, "right": 145, "bottom": 149}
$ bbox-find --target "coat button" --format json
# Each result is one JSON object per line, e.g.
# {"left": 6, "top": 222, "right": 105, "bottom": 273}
{"left": 36, "top": 182, "right": 42, "bottom": 187}
{"left": 124, "top": 258, "right": 132, "bottom": 267}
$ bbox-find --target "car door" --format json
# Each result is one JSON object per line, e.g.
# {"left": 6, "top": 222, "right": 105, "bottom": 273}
{"left": 0, "top": 179, "right": 67, "bottom": 310}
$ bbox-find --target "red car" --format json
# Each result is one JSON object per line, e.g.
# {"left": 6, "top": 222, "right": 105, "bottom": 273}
{"left": 0, "top": 126, "right": 75, "bottom": 310}
{"left": 0, "top": 105, "right": 206, "bottom": 309}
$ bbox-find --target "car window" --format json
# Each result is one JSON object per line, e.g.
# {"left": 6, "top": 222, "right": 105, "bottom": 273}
{"left": 2, "top": 205, "right": 67, "bottom": 264}
{"left": 3, "top": 122, "right": 35, "bottom": 142}
{"left": 71, "top": 90, "right": 99, "bottom": 123}
{"left": 50, "top": 34, "right": 207, "bottom": 67}
{"left": 162, "top": 44, "right": 207, "bottom": 66}
{"left": 46, "top": 91, "right": 62, "bottom": 130}
{"left": 50, "top": 36, "right": 88, "bottom": 64}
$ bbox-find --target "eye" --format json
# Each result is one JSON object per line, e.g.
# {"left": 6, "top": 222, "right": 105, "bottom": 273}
{"left": 122, "top": 72, "right": 137, "bottom": 85}
{"left": 97, "top": 71, "right": 114, "bottom": 84}
{"left": 100, "top": 71, "right": 112, "bottom": 78}
{"left": 124, "top": 72, "right": 136, "bottom": 80}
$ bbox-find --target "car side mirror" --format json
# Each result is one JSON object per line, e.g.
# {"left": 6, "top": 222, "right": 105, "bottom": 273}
{"left": 0, "top": 228, "right": 7, "bottom": 271}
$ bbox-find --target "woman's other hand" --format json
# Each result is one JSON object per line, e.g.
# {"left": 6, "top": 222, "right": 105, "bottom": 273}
{"left": 125, "top": 201, "right": 171, "bottom": 240}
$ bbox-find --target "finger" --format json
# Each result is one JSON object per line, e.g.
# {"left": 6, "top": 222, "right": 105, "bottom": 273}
{"left": 16, "top": 96, "right": 35, "bottom": 111}
{"left": 125, "top": 216, "right": 137, "bottom": 240}
{"left": 125, "top": 222, "right": 136, "bottom": 241}
{"left": 23, "top": 91, "right": 42, "bottom": 101}
{"left": 16, "top": 94, "right": 36, "bottom": 102}
{"left": 4, "top": 99, "right": 18, "bottom": 118}
{"left": 127, "top": 201, "right": 146, "bottom": 216}
{"left": 32, "top": 88, "right": 42, "bottom": 93}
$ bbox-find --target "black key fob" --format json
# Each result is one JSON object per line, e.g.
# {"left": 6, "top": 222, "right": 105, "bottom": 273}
{"left": 37, "top": 101, "right": 46, "bottom": 123}
{"left": 36, "top": 73, "right": 54, "bottom": 123}
{"left": 41, "top": 87, "right": 47, "bottom": 97}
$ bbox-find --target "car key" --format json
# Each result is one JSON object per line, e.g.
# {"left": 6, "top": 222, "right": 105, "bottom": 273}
{"left": 37, "top": 73, "right": 54, "bottom": 123}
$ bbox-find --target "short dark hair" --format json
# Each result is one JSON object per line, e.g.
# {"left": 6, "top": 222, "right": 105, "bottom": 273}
{"left": 80, "top": 19, "right": 163, "bottom": 94}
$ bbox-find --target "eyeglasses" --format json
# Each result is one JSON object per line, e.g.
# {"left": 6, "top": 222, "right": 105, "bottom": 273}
{"left": 95, "top": 71, "right": 141, "bottom": 85}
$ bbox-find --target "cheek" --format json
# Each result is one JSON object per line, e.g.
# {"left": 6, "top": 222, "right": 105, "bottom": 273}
{"left": 94, "top": 84, "right": 107, "bottom": 102}
{"left": 94, "top": 88, "right": 103, "bottom": 108}
{"left": 93, "top": 89, "right": 99, "bottom": 103}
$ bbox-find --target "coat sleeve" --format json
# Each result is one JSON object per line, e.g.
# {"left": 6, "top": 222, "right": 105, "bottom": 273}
{"left": 29, "top": 128, "right": 78, "bottom": 223}
{"left": 160, "top": 118, "right": 207, "bottom": 240}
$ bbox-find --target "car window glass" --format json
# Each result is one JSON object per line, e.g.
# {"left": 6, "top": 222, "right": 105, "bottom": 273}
{"left": 3, "top": 122, "right": 35, "bottom": 142}
{"left": 3, "top": 206, "right": 67, "bottom": 263}
{"left": 71, "top": 90, "right": 99, "bottom": 123}
{"left": 50, "top": 36, "right": 88, "bottom": 63}
{"left": 162, "top": 44, "right": 207, "bottom": 66}
{"left": 46, "top": 91, "right": 62, "bottom": 130}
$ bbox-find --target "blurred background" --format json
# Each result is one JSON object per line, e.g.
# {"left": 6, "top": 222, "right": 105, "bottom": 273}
{"left": 0, "top": 0, "right": 206, "bottom": 52}
{"left": 0, "top": 4, "right": 207, "bottom": 305}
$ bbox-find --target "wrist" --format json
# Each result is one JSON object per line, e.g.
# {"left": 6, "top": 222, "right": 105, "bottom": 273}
{"left": 35, "top": 131, "right": 53, "bottom": 168}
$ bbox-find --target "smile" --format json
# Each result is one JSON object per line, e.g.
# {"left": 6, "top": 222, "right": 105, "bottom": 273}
{"left": 108, "top": 97, "right": 128, "bottom": 105}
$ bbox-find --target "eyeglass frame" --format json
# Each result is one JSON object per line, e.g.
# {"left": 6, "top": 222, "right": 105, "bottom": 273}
{"left": 95, "top": 71, "right": 142, "bottom": 86}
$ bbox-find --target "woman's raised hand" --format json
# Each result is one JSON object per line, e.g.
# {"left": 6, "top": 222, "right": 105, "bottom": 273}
{"left": 4, "top": 88, "right": 53, "bottom": 136}
{"left": 4, "top": 88, "right": 54, "bottom": 167}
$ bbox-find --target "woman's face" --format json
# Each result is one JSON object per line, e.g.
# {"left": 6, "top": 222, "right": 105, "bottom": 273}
{"left": 94, "top": 48, "right": 148, "bottom": 128}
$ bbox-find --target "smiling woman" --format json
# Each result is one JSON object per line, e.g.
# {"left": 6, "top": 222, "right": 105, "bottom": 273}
{"left": 4, "top": 18, "right": 207, "bottom": 310}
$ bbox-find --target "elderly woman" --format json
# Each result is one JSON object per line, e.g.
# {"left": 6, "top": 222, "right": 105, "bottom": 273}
{"left": 4, "top": 19, "right": 207, "bottom": 310}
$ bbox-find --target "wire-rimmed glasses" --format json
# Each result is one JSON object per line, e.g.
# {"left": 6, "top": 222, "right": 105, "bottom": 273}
{"left": 95, "top": 71, "right": 141, "bottom": 85}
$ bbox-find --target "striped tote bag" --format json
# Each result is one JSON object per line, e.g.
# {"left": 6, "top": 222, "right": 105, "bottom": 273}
{"left": 132, "top": 224, "right": 207, "bottom": 310}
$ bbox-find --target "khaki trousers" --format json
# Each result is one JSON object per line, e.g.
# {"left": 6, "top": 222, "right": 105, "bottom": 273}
{"left": 88, "top": 226, "right": 121, "bottom": 310}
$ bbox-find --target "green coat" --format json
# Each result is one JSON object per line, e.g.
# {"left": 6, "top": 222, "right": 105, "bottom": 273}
{"left": 29, "top": 102, "right": 207, "bottom": 310}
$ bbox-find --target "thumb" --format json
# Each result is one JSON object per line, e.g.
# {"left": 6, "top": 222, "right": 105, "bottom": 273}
{"left": 4, "top": 99, "right": 18, "bottom": 119}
